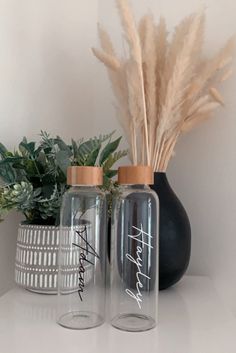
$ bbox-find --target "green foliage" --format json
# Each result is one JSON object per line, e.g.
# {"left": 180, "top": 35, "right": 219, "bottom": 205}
{"left": 0, "top": 131, "right": 127, "bottom": 225}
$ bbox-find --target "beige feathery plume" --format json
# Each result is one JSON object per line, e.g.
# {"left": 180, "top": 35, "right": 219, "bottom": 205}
{"left": 153, "top": 10, "right": 204, "bottom": 170}
{"left": 178, "top": 13, "right": 205, "bottom": 119}
{"left": 188, "top": 36, "right": 235, "bottom": 100}
{"left": 196, "top": 101, "right": 221, "bottom": 114}
{"left": 181, "top": 114, "right": 208, "bottom": 132}
{"left": 161, "top": 133, "right": 179, "bottom": 171}
{"left": 157, "top": 10, "right": 204, "bottom": 139}
{"left": 110, "top": 66, "right": 129, "bottom": 108}
{"left": 155, "top": 17, "right": 168, "bottom": 114}
{"left": 209, "top": 87, "right": 225, "bottom": 106}
{"left": 116, "top": 0, "right": 142, "bottom": 63}
{"left": 139, "top": 15, "right": 157, "bottom": 122}
{"left": 165, "top": 12, "right": 205, "bottom": 79}
{"left": 111, "top": 70, "right": 129, "bottom": 118}
{"left": 116, "top": 0, "right": 150, "bottom": 164}
{"left": 156, "top": 17, "right": 168, "bottom": 71}
{"left": 138, "top": 15, "right": 147, "bottom": 50}
{"left": 125, "top": 59, "right": 147, "bottom": 164}
{"left": 139, "top": 15, "right": 158, "bottom": 155}
{"left": 97, "top": 24, "right": 128, "bottom": 116}
{"left": 93, "top": 2, "right": 234, "bottom": 172}
{"left": 182, "top": 110, "right": 215, "bottom": 133}
{"left": 97, "top": 24, "right": 116, "bottom": 55}
{"left": 92, "top": 48, "right": 121, "bottom": 71}
{"left": 219, "top": 68, "right": 233, "bottom": 82}
{"left": 187, "top": 95, "right": 211, "bottom": 116}
{"left": 166, "top": 14, "right": 194, "bottom": 75}
{"left": 126, "top": 59, "right": 143, "bottom": 129}
{"left": 110, "top": 66, "right": 132, "bottom": 154}
{"left": 182, "top": 100, "right": 221, "bottom": 132}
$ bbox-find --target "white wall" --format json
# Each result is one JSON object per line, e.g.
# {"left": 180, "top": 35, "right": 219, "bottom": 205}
{"left": 0, "top": 0, "right": 235, "bottom": 314}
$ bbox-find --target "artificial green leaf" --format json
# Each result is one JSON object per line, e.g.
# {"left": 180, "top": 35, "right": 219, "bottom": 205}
{"left": 5, "top": 152, "right": 14, "bottom": 157}
{"left": 105, "top": 170, "right": 117, "bottom": 178}
{"left": 13, "top": 150, "right": 21, "bottom": 157}
{"left": 41, "top": 184, "right": 56, "bottom": 199}
{"left": 99, "top": 131, "right": 116, "bottom": 143}
{"left": 0, "top": 143, "right": 8, "bottom": 158}
{"left": 39, "top": 131, "right": 55, "bottom": 153}
{"left": 55, "top": 137, "right": 73, "bottom": 156}
{"left": 0, "top": 164, "right": 16, "bottom": 184}
{"left": 79, "top": 139, "right": 99, "bottom": 155}
{"left": 19, "top": 142, "right": 36, "bottom": 158}
{"left": 99, "top": 137, "right": 122, "bottom": 165}
{"left": 42, "top": 147, "right": 52, "bottom": 155}
{"left": 12, "top": 162, "right": 25, "bottom": 169}
{"left": 23, "top": 160, "right": 39, "bottom": 177}
{"left": 103, "top": 175, "right": 112, "bottom": 189}
{"left": 85, "top": 147, "right": 100, "bottom": 166}
{"left": 77, "top": 139, "right": 101, "bottom": 165}
{"left": 56, "top": 150, "right": 71, "bottom": 175}
{"left": 37, "top": 151, "right": 47, "bottom": 166}
{"left": 41, "top": 174, "right": 55, "bottom": 185}
{"left": 0, "top": 157, "right": 23, "bottom": 165}
{"left": 34, "top": 188, "right": 42, "bottom": 197}
{"left": 71, "top": 139, "right": 78, "bottom": 161}
{"left": 103, "top": 150, "right": 128, "bottom": 172}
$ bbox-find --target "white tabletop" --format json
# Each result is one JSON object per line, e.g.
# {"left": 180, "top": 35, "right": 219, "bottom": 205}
{"left": 0, "top": 276, "right": 235, "bottom": 353}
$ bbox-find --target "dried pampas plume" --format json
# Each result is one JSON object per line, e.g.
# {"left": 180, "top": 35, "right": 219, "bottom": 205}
{"left": 92, "top": 0, "right": 235, "bottom": 171}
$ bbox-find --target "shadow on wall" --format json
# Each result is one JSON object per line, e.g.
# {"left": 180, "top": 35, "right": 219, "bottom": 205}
{"left": 0, "top": 212, "right": 22, "bottom": 296}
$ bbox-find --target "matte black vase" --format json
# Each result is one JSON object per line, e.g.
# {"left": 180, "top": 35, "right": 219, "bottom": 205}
{"left": 151, "top": 172, "right": 191, "bottom": 290}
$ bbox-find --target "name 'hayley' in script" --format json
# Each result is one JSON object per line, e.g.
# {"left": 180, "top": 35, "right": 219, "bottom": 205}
{"left": 125, "top": 225, "right": 153, "bottom": 309}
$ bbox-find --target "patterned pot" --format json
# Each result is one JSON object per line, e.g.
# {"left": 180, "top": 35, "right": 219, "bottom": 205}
{"left": 15, "top": 224, "right": 89, "bottom": 294}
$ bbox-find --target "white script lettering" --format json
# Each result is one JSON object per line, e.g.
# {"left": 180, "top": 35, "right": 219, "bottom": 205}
{"left": 125, "top": 224, "right": 152, "bottom": 309}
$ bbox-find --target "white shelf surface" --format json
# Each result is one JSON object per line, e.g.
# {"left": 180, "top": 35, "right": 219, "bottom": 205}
{"left": 0, "top": 276, "right": 235, "bottom": 353}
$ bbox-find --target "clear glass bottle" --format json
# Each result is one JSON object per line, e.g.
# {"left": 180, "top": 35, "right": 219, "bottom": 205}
{"left": 57, "top": 166, "right": 107, "bottom": 330}
{"left": 110, "top": 166, "right": 159, "bottom": 332}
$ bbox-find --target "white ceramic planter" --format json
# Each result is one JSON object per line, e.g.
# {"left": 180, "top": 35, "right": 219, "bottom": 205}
{"left": 15, "top": 224, "right": 89, "bottom": 294}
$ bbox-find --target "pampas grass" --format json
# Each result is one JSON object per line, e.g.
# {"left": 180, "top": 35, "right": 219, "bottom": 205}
{"left": 93, "top": 0, "right": 235, "bottom": 171}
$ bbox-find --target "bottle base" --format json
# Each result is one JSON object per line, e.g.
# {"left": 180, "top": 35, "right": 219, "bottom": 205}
{"left": 58, "top": 311, "right": 104, "bottom": 330}
{"left": 111, "top": 313, "right": 156, "bottom": 332}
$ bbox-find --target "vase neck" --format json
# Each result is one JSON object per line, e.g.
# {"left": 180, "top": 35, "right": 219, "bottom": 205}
{"left": 151, "top": 172, "right": 174, "bottom": 197}
{"left": 153, "top": 172, "right": 168, "bottom": 186}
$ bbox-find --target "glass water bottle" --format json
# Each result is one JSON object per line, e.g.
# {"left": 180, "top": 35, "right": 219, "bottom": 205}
{"left": 57, "top": 166, "right": 107, "bottom": 330}
{"left": 110, "top": 166, "right": 159, "bottom": 332}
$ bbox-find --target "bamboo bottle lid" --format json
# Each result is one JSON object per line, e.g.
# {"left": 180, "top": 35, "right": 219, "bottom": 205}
{"left": 118, "top": 165, "right": 154, "bottom": 185}
{"left": 67, "top": 166, "right": 103, "bottom": 186}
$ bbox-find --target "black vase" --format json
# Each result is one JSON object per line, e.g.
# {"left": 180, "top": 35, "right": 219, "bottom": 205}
{"left": 151, "top": 172, "right": 191, "bottom": 290}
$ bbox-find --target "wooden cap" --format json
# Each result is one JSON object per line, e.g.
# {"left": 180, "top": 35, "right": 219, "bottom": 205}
{"left": 118, "top": 165, "right": 154, "bottom": 185}
{"left": 67, "top": 166, "right": 103, "bottom": 186}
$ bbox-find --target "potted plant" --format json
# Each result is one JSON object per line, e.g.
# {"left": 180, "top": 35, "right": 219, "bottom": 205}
{"left": 0, "top": 131, "right": 127, "bottom": 293}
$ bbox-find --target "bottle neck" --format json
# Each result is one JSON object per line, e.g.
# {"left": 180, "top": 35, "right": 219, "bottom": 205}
{"left": 69, "top": 185, "right": 99, "bottom": 189}
{"left": 121, "top": 184, "right": 150, "bottom": 190}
